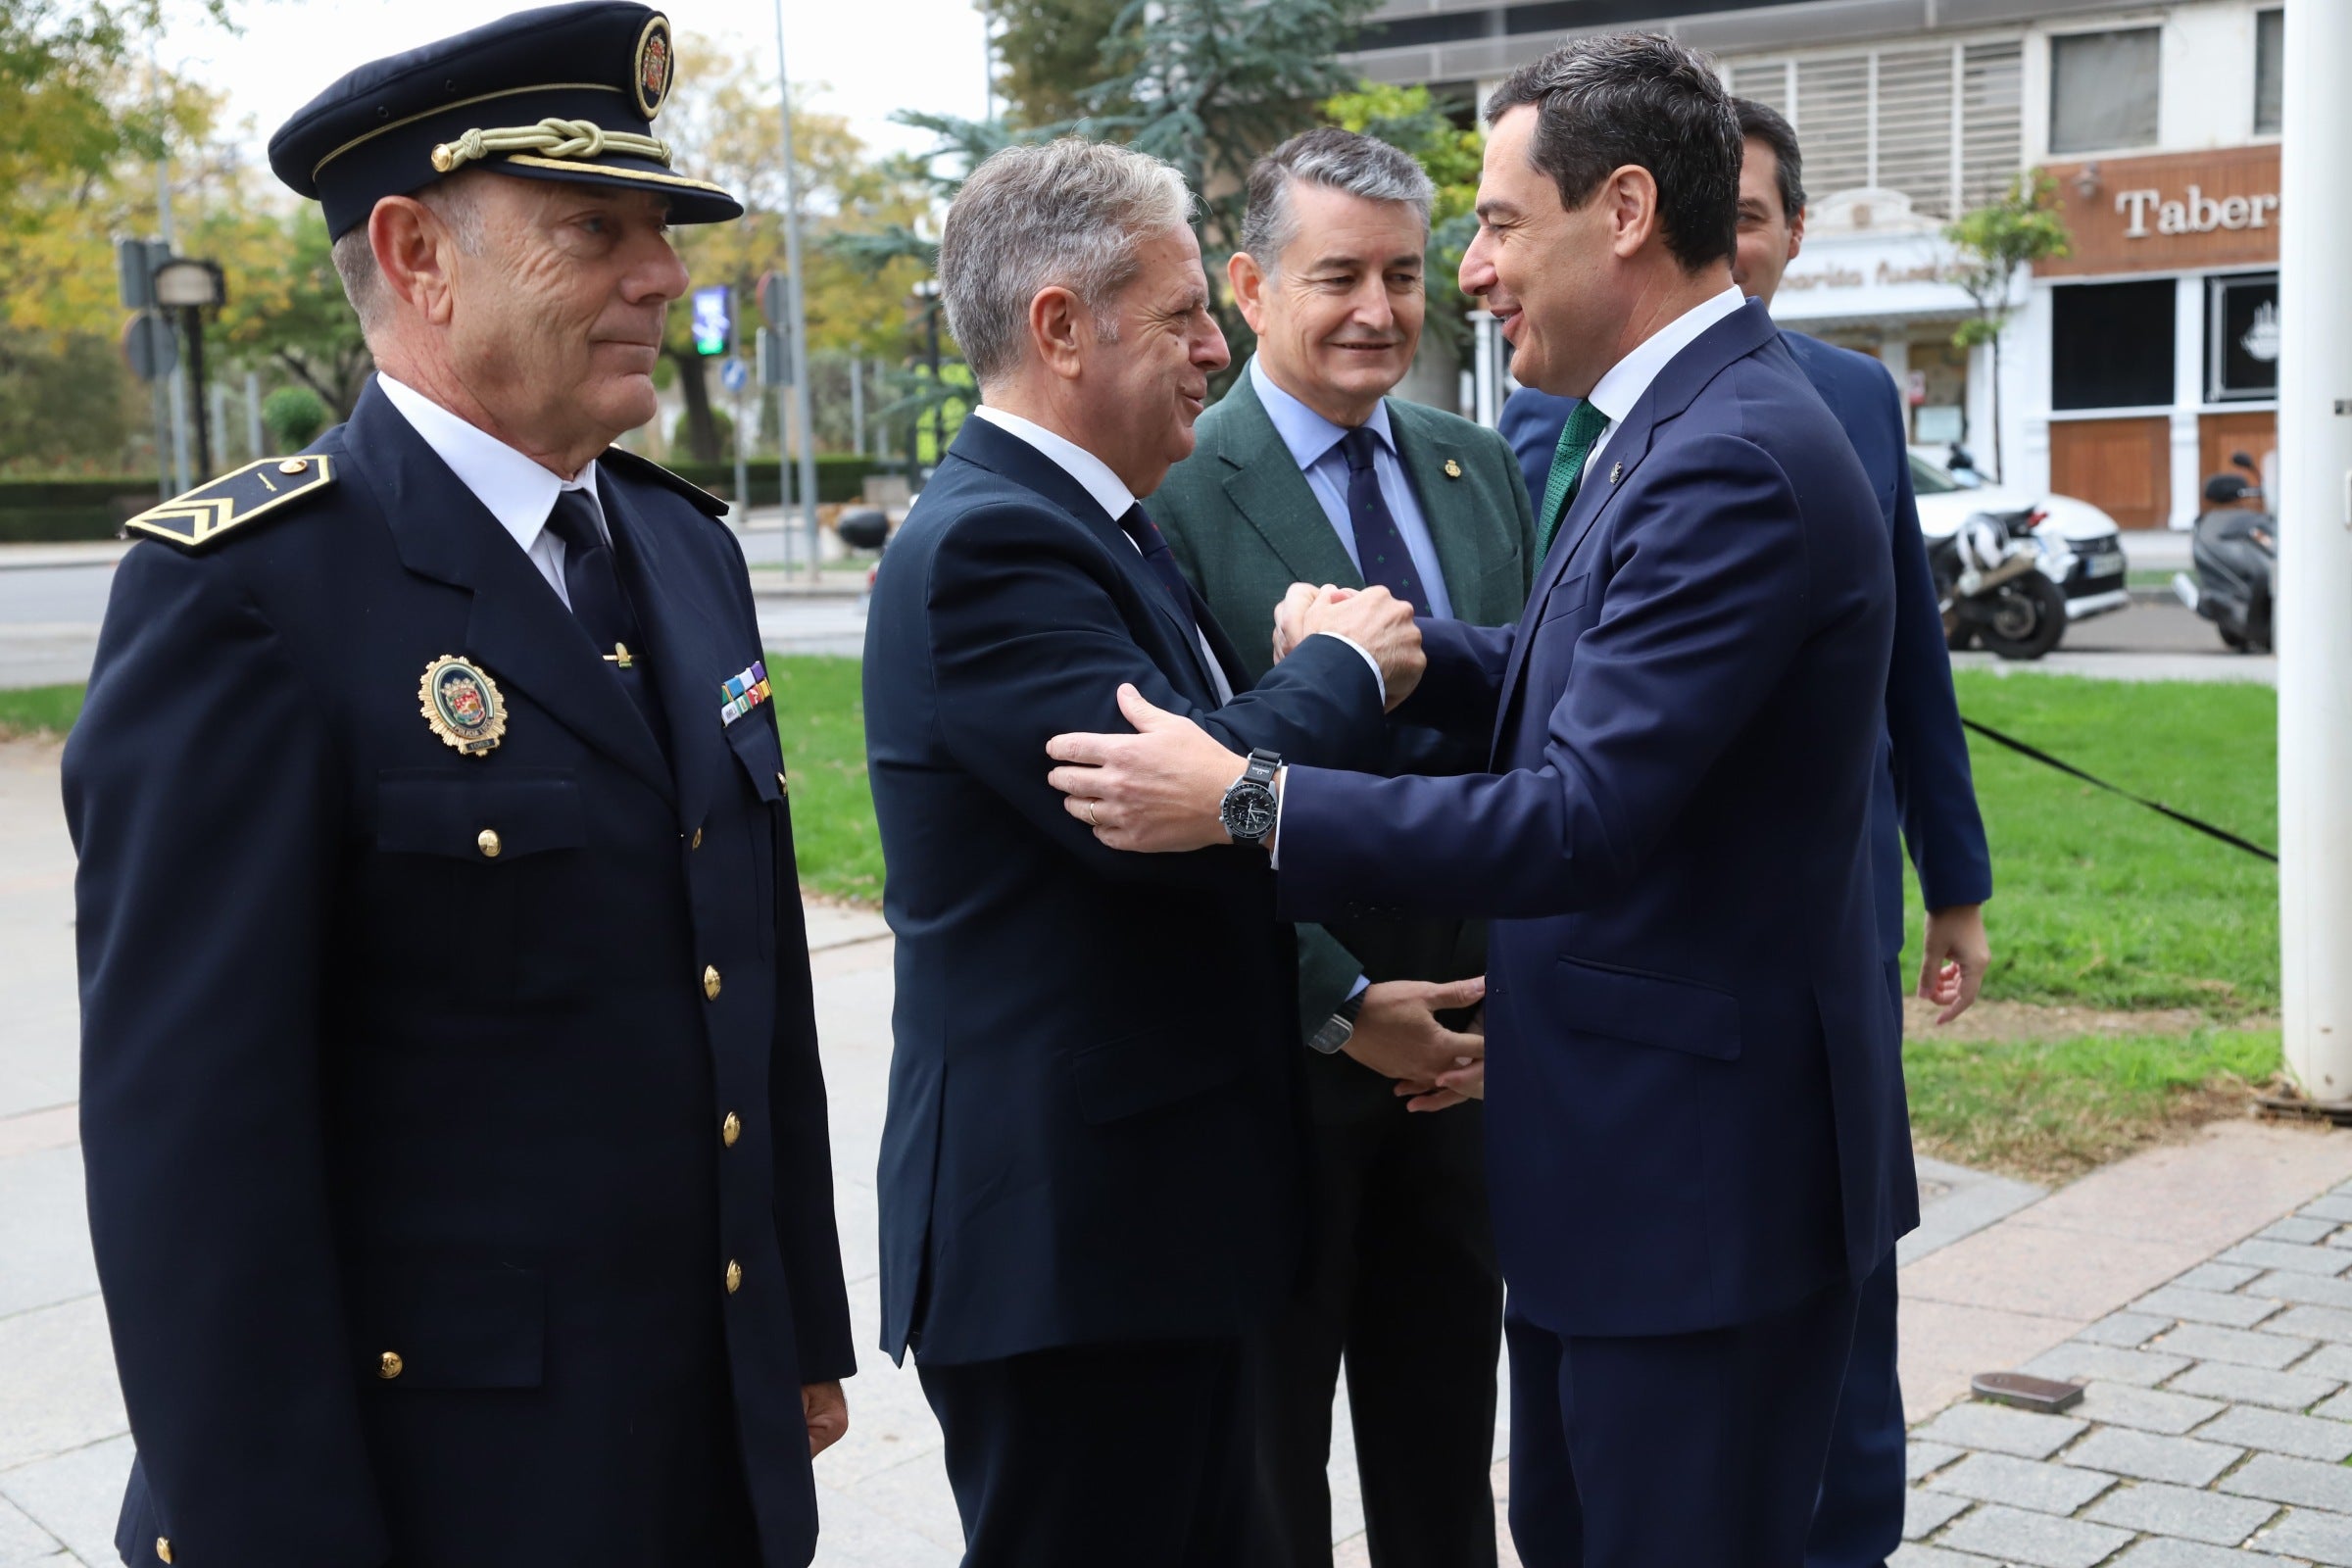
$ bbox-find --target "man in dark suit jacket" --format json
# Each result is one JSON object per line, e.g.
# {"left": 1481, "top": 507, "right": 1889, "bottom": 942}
{"left": 1497, "top": 387, "right": 1580, "bottom": 515}
{"left": 66, "top": 12, "right": 854, "bottom": 1566}
{"left": 861, "top": 137, "right": 1424, "bottom": 1568}
{"left": 1494, "top": 101, "right": 2000, "bottom": 1568}
{"left": 1150, "top": 128, "right": 1535, "bottom": 1568}
{"left": 1048, "top": 36, "right": 1909, "bottom": 1562}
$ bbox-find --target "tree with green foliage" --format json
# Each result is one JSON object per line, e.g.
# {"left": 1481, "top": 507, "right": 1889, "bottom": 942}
{"left": 261, "top": 385, "right": 328, "bottom": 450}
{"left": 976, "top": 0, "right": 1130, "bottom": 127}
{"left": 1947, "top": 172, "right": 2071, "bottom": 481}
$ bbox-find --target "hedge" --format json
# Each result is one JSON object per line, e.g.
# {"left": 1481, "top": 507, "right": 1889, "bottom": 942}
{"left": 0, "top": 477, "right": 161, "bottom": 543}
{"left": 666, "top": 456, "right": 880, "bottom": 507}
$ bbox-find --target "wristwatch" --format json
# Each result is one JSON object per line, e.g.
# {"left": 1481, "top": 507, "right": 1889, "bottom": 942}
{"left": 1308, "top": 990, "right": 1367, "bottom": 1055}
{"left": 1219, "top": 749, "right": 1282, "bottom": 846}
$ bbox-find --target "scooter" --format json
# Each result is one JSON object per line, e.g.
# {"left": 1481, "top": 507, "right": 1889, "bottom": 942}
{"left": 2172, "top": 452, "right": 2276, "bottom": 654}
{"left": 1931, "top": 506, "right": 2071, "bottom": 661}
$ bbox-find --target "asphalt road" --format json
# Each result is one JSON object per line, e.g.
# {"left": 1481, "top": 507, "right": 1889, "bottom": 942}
{"left": 0, "top": 556, "right": 2267, "bottom": 693}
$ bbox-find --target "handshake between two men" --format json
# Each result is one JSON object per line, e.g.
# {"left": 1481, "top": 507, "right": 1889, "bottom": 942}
{"left": 1046, "top": 579, "right": 1489, "bottom": 1111}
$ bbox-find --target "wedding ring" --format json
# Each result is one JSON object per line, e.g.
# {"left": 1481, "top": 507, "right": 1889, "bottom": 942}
{"left": 1087, "top": 802, "right": 1101, "bottom": 826}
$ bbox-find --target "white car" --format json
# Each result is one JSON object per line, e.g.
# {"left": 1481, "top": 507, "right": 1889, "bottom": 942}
{"left": 1907, "top": 448, "right": 2131, "bottom": 623}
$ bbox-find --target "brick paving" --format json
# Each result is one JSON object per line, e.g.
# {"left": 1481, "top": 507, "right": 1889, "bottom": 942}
{"left": 1898, "top": 1175, "right": 2352, "bottom": 1566}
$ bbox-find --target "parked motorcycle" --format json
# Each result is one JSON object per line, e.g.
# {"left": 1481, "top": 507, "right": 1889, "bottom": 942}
{"left": 2172, "top": 452, "right": 2276, "bottom": 654}
{"left": 1931, "top": 506, "right": 2071, "bottom": 661}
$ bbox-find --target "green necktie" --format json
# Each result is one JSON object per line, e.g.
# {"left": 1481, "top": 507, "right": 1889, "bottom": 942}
{"left": 1536, "top": 401, "right": 1612, "bottom": 558}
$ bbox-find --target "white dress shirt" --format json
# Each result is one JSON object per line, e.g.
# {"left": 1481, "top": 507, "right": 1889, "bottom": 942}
{"left": 1583, "top": 284, "right": 1747, "bottom": 468}
{"left": 377, "top": 373, "right": 610, "bottom": 608}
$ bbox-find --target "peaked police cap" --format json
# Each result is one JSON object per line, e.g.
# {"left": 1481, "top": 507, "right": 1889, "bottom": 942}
{"left": 267, "top": 2, "right": 742, "bottom": 238}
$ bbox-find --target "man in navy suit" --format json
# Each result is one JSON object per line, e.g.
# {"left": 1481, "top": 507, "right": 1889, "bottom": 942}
{"left": 1492, "top": 99, "right": 1999, "bottom": 1568}
{"left": 860, "top": 138, "right": 1424, "bottom": 1568}
{"left": 66, "top": 11, "right": 854, "bottom": 1566}
{"left": 1730, "top": 99, "right": 1994, "bottom": 1568}
{"left": 1049, "top": 35, "right": 1909, "bottom": 1563}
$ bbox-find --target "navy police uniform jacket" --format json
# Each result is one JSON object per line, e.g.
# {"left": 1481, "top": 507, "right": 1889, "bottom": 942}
{"left": 63, "top": 380, "right": 856, "bottom": 1568}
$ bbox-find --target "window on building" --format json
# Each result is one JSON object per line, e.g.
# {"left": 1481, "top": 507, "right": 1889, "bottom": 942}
{"left": 1723, "top": 38, "right": 2021, "bottom": 220}
{"left": 2052, "top": 280, "right": 2176, "bottom": 411}
{"left": 2209, "top": 272, "right": 2280, "bottom": 402}
{"left": 2255, "top": 8, "right": 2284, "bottom": 137}
{"left": 2049, "top": 27, "right": 2160, "bottom": 155}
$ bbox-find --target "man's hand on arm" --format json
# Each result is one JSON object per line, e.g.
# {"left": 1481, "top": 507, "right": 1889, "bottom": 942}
{"left": 804, "top": 1381, "right": 849, "bottom": 1458}
{"left": 1048, "top": 684, "right": 1246, "bottom": 853}
{"left": 1918, "top": 904, "right": 1990, "bottom": 1024}
{"left": 1339, "top": 978, "right": 1486, "bottom": 1112}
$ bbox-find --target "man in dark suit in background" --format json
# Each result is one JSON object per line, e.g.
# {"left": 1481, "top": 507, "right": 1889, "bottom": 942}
{"left": 1151, "top": 127, "right": 1534, "bottom": 1568}
{"left": 1048, "top": 35, "right": 1910, "bottom": 1562}
{"left": 861, "top": 137, "right": 1425, "bottom": 1568}
{"left": 66, "top": 10, "right": 855, "bottom": 1566}
{"left": 1729, "top": 99, "right": 1994, "bottom": 1568}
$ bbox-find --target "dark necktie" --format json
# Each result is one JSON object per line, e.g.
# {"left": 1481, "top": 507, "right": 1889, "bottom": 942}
{"left": 1338, "top": 424, "right": 1419, "bottom": 608}
{"left": 1117, "top": 503, "right": 1201, "bottom": 633}
{"left": 543, "top": 487, "right": 669, "bottom": 750}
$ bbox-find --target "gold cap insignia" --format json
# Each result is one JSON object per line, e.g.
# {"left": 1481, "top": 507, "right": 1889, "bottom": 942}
{"left": 418, "top": 655, "right": 510, "bottom": 757}
{"left": 632, "top": 15, "right": 674, "bottom": 120}
{"left": 1443, "top": 459, "right": 1462, "bottom": 478}
{"left": 125, "top": 457, "right": 336, "bottom": 551}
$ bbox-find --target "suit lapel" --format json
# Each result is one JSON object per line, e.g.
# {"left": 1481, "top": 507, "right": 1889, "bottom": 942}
{"left": 1495, "top": 299, "right": 1782, "bottom": 727}
{"left": 950, "top": 419, "right": 1220, "bottom": 702}
{"left": 352, "top": 383, "right": 674, "bottom": 801}
{"left": 1213, "top": 371, "right": 1363, "bottom": 591}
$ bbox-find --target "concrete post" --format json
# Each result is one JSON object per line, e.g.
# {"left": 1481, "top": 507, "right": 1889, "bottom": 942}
{"left": 2277, "top": 0, "right": 2352, "bottom": 1101}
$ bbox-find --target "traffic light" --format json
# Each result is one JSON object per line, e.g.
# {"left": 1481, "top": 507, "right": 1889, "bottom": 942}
{"left": 691, "top": 285, "right": 731, "bottom": 357}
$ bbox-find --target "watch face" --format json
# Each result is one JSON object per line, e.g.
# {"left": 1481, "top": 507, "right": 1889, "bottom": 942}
{"left": 1222, "top": 783, "right": 1277, "bottom": 842}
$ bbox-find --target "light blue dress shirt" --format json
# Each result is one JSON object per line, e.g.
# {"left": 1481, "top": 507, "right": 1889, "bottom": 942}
{"left": 1248, "top": 357, "right": 1453, "bottom": 620}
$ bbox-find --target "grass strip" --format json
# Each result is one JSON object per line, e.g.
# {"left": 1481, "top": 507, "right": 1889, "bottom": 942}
{"left": 0, "top": 684, "right": 84, "bottom": 738}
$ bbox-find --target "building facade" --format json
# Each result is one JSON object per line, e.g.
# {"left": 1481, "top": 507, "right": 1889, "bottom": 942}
{"left": 1356, "top": 0, "right": 2283, "bottom": 527}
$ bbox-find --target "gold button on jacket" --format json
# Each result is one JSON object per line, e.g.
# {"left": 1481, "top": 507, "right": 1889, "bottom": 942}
{"left": 156, "top": 1539, "right": 172, "bottom": 1564}
{"left": 378, "top": 1349, "right": 404, "bottom": 1379}
{"left": 703, "top": 964, "right": 721, "bottom": 1001}
{"left": 721, "top": 1111, "right": 742, "bottom": 1147}
{"left": 475, "top": 828, "right": 501, "bottom": 859}
{"left": 724, "top": 1259, "right": 743, "bottom": 1294}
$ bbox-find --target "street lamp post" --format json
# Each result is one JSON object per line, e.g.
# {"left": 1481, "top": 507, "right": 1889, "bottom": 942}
{"left": 152, "top": 257, "right": 225, "bottom": 480}
{"left": 771, "top": 0, "right": 822, "bottom": 581}
{"left": 2278, "top": 0, "right": 2352, "bottom": 1103}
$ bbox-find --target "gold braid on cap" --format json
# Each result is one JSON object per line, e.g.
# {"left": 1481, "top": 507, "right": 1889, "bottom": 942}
{"left": 430, "top": 117, "right": 673, "bottom": 174}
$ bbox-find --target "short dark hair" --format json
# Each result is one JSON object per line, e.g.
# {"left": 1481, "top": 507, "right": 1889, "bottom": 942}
{"left": 1734, "top": 98, "right": 1807, "bottom": 224}
{"left": 1484, "top": 32, "right": 1741, "bottom": 272}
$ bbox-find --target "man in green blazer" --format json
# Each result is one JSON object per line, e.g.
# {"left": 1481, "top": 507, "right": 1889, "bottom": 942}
{"left": 1150, "top": 128, "right": 1535, "bottom": 1568}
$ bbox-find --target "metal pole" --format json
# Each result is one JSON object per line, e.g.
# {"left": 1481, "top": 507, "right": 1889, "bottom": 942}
{"left": 729, "top": 280, "right": 749, "bottom": 521}
{"left": 245, "top": 370, "right": 264, "bottom": 460}
{"left": 150, "top": 40, "right": 189, "bottom": 496}
{"left": 2278, "top": 0, "right": 2352, "bottom": 1101}
{"left": 771, "top": 1, "right": 822, "bottom": 581}
{"left": 851, "top": 353, "right": 866, "bottom": 459}
{"left": 184, "top": 306, "right": 213, "bottom": 479}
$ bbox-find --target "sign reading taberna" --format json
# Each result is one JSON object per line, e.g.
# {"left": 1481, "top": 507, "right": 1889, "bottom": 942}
{"left": 2117, "top": 184, "right": 2280, "bottom": 238}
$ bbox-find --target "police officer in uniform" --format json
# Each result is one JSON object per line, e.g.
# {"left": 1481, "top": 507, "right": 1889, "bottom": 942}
{"left": 63, "top": 7, "right": 854, "bottom": 1565}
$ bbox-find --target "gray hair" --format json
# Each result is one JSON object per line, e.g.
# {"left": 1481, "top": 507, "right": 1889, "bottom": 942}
{"left": 939, "top": 138, "right": 1196, "bottom": 388}
{"left": 329, "top": 173, "right": 492, "bottom": 338}
{"left": 1239, "top": 127, "right": 1435, "bottom": 271}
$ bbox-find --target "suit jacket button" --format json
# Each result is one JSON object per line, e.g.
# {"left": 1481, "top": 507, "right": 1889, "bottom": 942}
{"left": 476, "top": 828, "right": 501, "bottom": 859}
{"left": 378, "top": 1350, "right": 404, "bottom": 1380}
{"left": 156, "top": 1540, "right": 172, "bottom": 1564}
{"left": 691, "top": 827, "right": 704, "bottom": 850}
{"left": 721, "top": 1111, "right": 742, "bottom": 1148}
{"left": 725, "top": 1259, "right": 743, "bottom": 1294}
{"left": 776, "top": 771, "right": 789, "bottom": 795}
{"left": 703, "top": 964, "right": 722, "bottom": 1001}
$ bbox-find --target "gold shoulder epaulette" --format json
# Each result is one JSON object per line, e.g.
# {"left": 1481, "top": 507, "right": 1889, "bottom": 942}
{"left": 124, "top": 456, "right": 338, "bottom": 551}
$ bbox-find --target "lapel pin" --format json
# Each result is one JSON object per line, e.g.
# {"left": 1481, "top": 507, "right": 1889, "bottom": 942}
{"left": 603, "top": 642, "right": 636, "bottom": 670}
{"left": 1443, "top": 459, "right": 1462, "bottom": 479}
{"left": 1609, "top": 462, "right": 1623, "bottom": 484}
{"left": 718, "top": 659, "right": 772, "bottom": 726}
{"left": 418, "top": 655, "right": 509, "bottom": 757}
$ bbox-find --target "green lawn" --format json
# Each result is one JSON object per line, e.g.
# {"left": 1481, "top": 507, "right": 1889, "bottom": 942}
{"left": 1912, "top": 672, "right": 2276, "bottom": 1016}
{"left": 0, "top": 684, "right": 84, "bottom": 738}
{"left": 1905, "top": 1026, "right": 2278, "bottom": 1183}
{"left": 767, "top": 656, "right": 884, "bottom": 904}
